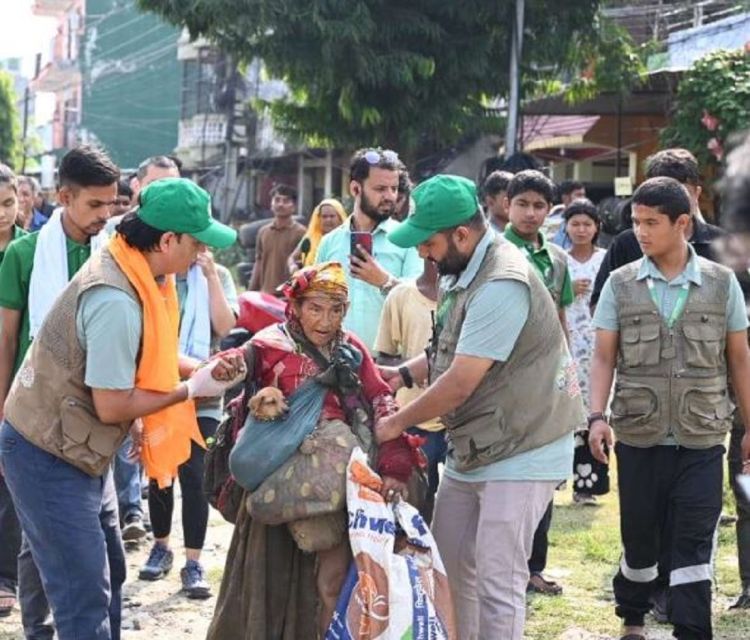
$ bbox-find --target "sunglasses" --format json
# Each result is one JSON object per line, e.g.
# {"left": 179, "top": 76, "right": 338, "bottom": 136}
{"left": 363, "top": 149, "right": 400, "bottom": 165}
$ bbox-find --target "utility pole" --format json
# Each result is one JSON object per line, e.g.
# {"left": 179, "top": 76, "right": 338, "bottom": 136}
{"left": 504, "top": 0, "right": 525, "bottom": 159}
{"left": 221, "top": 55, "right": 239, "bottom": 223}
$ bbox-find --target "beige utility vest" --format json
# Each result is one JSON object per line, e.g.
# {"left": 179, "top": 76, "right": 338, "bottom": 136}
{"left": 4, "top": 248, "right": 139, "bottom": 476}
{"left": 430, "top": 235, "right": 585, "bottom": 472}
{"left": 609, "top": 256, "right": 734, "bottom": 448}
{"left": 546, "top": 241, "right": 569, "bottom": 306}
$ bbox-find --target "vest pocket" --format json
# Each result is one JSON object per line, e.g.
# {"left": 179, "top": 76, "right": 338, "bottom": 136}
{"left": 621, "top": 325, "right": 660, "bottom": 368}
{"left": 682, "top": 324, "right": 724, "bottom": 368}
{"left": 610, "top": 383, "right": 662, "bottom": 440}
{"left": 59, "top": 396, "right": 118, "bottom": 476}
{"left": 448, "top": 410, "right": 502, "bottom": 470}
{"left": 679, "top": 387, "right": 734, "bottom": 436}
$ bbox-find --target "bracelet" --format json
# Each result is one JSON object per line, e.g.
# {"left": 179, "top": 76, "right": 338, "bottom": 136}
{"left": 587, "top": 411, "right": 605, "bottom": 428}
{"left": 398, "top": 366, "right": 414, "bottom": 389}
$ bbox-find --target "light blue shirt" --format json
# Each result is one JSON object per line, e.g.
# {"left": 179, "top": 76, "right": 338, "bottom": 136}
{"left": 593, "top": 245, "right": 748, "bottom": 333}
{"left": 442, "top": 228, "right": 574, "bottom": 482}
{"left": 76, "top": 286, "right": 142, "bottom": 390}
{"left": 315, "top": 217, "right": 422, "bottom": 350}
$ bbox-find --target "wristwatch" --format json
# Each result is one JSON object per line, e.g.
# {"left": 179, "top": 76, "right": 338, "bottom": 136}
{"left": 587, "top": 411, "right": 606, "bottom": 428}
{"left": 398, "top": 366, "right": 414, "bottom": 389}
{"left": 379, "top": 275, "right": 398, "bottom": 296}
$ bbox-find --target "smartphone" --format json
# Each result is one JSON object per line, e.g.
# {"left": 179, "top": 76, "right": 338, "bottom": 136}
{"left": 350, "top": 231, "right": 373, "bottom": 258}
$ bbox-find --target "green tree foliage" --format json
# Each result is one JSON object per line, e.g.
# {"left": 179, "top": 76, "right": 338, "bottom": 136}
{"left": 663, "top": 48, "right": 750, "bottom": 167}
{"left": 0, "top": 71, "right": 22, "bottom": 169}
{"left": 138, "top": 0, "right": 601, "bottom": 155}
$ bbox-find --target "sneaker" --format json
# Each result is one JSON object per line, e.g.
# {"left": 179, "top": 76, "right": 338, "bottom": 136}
{"left": 138, "top": 543, "right": 173, "bottom": 581}
{"left": 121, "top": 514, "right": 147, "bottom": 541}
{"left": 180, "top": 560, "right": 212, "bottom": 600}
{"left": 730, "top": 585, "right": 750, "bottom": 609}
{"left": 649, "top": 586, "right": 669, "bottom": 624}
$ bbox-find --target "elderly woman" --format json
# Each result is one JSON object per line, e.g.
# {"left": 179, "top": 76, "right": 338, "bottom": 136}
{"left": 207, "top": 261, "right": 419, "bottom": 639}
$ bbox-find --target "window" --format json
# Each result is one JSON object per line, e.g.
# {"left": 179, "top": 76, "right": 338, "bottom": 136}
{"left": 181, "top": 49, "right": 221, "bottom": 119}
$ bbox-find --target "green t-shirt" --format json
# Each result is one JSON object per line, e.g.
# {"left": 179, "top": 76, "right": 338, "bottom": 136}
{"left": 0, "top": 226, "right": 27, "bottom": 266}
{"left": 503, "top": 224, "right": 575, "bottom": 308}
{"left": 0, "top": 231, "right": 92, "bottom": 374}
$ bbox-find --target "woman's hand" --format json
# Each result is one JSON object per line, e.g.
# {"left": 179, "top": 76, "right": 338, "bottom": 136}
{"left": 380, "top": 476, "right": 407, "bottom": 502}
{"left": 211, "top": 350, "right": 246, "bottom": 382}
{"left": 573, "top": 278, "right": 591, "bottom": 297}
{"left": 196, "top": 250, "right": 219, "bottom": 279}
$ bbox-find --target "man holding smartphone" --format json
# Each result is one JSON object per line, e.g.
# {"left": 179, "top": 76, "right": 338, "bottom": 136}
{"left": 316, "top": 148, "right": 422, "bottom": 350}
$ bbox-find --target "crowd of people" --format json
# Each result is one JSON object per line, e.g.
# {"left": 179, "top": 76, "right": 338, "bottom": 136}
{"left": 0, "top": 134, "right": 748, "bottom": 640}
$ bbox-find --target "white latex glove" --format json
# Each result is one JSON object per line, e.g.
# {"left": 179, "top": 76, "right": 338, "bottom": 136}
{"left": 185, "top": 359, "right": 245, "bottom": 399}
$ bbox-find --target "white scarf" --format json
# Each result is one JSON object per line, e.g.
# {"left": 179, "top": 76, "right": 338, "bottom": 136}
{"left": 28, "top": 208, "right": 109, "bottom": 339}
{"left": 178, "top": 264, "right": 212, "bottom": 360}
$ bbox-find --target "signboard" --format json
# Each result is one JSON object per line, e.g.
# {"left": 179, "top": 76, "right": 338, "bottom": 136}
{"left": 614, "top": 176, "right": 633, "bottom": 197}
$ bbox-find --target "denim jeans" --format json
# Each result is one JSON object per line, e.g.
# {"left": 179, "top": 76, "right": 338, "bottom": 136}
{"left": 1, "top": 454, "right": 52, "bottom": 639}
{"left": 19, "top": 535, "right": 54, "bottom": 640}
{"left": 0, "top": 473, "right": 22, "bottom": 594}
{"left": 113, "top": 437, "right": 142, "bottom": 521}
{"left": 407, "top": 427, "right": 447, "bottom": 524}
{"left": 0, "top": 421, "right": 126, "bottom": 640}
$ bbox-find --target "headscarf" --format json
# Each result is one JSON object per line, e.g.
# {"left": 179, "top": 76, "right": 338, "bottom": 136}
{"left": 280, "top": 261, "right": 349, "bottom": 305}
{"left": 300, "top": 199, "right": 347, "bottom": 266}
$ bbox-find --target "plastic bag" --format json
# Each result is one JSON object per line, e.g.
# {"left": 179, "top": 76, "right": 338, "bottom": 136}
{"left": 325, "top": 448, "right": 456, "bottom": 640}
{"left": 229, "top": 380, "right": 325, "bottom": 492}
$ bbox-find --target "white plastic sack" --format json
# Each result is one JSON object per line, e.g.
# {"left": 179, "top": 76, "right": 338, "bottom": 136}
{"left": 325, "top": 447, "right": 456, "bottom": 640}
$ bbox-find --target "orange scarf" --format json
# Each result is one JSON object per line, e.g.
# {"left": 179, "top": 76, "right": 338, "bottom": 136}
{"left": 109, "top": 234, "right": 203, "bottom": 488}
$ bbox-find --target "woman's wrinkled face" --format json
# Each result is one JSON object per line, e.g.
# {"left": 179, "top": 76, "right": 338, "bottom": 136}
{"left": 295, "top": 295, "right": 347, "bottom": 347}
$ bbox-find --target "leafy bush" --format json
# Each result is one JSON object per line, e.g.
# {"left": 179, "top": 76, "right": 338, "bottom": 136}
{"left": 663, "top": 48, "right": 750, "bottom": 167}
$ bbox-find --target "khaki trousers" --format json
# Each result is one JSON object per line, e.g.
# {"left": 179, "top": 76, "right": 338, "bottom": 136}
{"left": 433, "top": 475, "right": 557, "bottom": 640}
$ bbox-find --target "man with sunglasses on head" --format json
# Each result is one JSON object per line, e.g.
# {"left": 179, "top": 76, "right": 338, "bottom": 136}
{"left": 315, "top": 148, "right": 422, "bottom": 350}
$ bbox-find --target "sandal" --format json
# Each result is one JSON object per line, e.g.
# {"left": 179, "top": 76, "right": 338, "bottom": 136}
{"left": 0, "top": 589, "right": 16, "bottom": 618}
{"left": 526, "top": 573, "right": 563, "bottom": 595}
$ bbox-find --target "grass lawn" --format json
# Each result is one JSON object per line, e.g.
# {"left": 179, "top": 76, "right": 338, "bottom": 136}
{"left": 523, "top": 464, "right": 750, "bottom": 639}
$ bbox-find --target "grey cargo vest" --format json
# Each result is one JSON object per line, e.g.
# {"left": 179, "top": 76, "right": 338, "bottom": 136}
{"left": 430, "top": 235, "right": 585, "bottom": 472}
{"left": 609, "top": 256, "right": 734, "bottom": 448}
{"left": 5, "top": 247, "right": 139, "bottom": 476}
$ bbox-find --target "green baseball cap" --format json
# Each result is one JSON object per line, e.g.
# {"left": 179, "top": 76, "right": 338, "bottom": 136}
{"left": 137, "top": 177, "right": 237, "bottom": 248}
{"left": 387, "top": 174, "right": 480, "bottom": 248}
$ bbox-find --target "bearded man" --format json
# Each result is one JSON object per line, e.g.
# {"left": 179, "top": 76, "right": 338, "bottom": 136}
{"left": 374, "top": 174, "right": 584, "bottom": 640}
{"left": 315, "top": 148, "right": 422, "bottom": 350}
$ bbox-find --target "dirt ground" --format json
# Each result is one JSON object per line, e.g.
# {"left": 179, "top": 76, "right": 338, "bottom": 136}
{"left": 0, "top": 501, "right": 235, "bottom": 640}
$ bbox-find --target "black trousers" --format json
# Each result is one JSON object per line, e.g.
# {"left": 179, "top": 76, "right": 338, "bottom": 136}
{"left": 614, "top": 442, "right": 723, "bottom": 640}
{"left": 728, "top": 418, "right": 750, "bottom": 588}
{"left": 528, "top": 500, "right": 553, "bottom": 574}
{"left": 148, "top": 417, "right": 218, "bottom": 550}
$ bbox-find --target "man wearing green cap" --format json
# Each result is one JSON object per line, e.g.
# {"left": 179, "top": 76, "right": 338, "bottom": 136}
{"left": 376, "top": 174, "right": 583, "bottom": 640}
{"left": 0, "top": 144, "right": 121, "bottom": 638}
{"left": 0, "top": 177, "right": 243, "bottom": 640}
